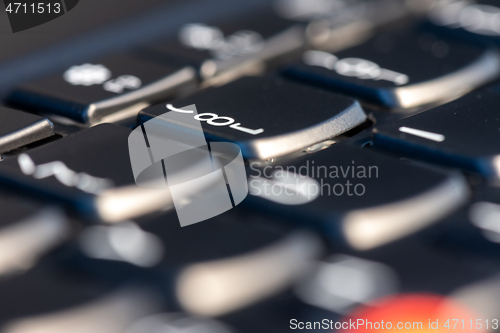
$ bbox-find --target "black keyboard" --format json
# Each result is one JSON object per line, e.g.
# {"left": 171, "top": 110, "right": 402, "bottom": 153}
{"left": 2, "top": 0, "right": 500, "bottom": 332}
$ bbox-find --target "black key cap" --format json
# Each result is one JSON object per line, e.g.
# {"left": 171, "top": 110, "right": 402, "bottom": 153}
{"left": 0, "top": 106, "right": 54, "bottom": 154}
{"left": 469, "top": 188, "right": 500, "bottom": 245}
{"left": 302, "top": 0, "right": 420, "bottom": 52}
{"left": 7, "top": 54, "right": 197, "bottom": 124}
{"left": 139, "top": 76, "right": 367, "bottom": 160}
{"left": 220, "top": 290, "right": 332, "bottom": 333}
{"left": 139, "top": 10, "right": 305, "bottom": 87}
{"left": 344, "top": 236, "right": 500, "bottom": 296}
{"left": 429, "top": 0, "right": 500, "bottom": 45}
{"left": 340, "top": 242, "right": 500, "bottom": 328}
{"left": 371, "top": 90, "right": 500, "bottom": 183}
{"left": 449, "top": 272, "right": 500, "bottom": 322}
{"left": 300, "top": 232, "right": 500, "bottom": 329}
{"left": 0, "top": 197, "right": 68, "bottom": 276}
{"left": 0, "top": 262, "right": 161, "bottom": 333}
{"left": 437, "top": 187, "right": 500, "bottom": 259}
{"left": 0, "top": 124, "right": 172, "bottom": 222}
{"left": 283, "top": 26, "right": 500, "bottom": 109}
{"left": 71, "top": 209, "right": 323, "bottom": 316}
{"left": 0, "top": 0, "right": 287, "bottom": 94}
{"left": 245, "top": 143, "right": 468, "bottom": 250}
{"left": 340, "top": 191, "right": 500, "bottom": 326}
{"left": 301, "top": 242, "right": 499, "bottom": 331}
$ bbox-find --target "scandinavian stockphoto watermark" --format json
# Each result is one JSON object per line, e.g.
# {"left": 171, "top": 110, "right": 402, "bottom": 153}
{"left": 248, "top": 160, "right": 379, "bottom": 205}
{"left": 128, "top": 104, "right": 249, "bottom": 227}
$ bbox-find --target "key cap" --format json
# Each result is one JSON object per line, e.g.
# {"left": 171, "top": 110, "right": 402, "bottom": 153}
{"left": 0, "top": 196, "right": 68, "bottom": 276}
{"left": 371, "top": 90, "right": 500, "bottom": 183}
{"left": 219, "top": 289, "right": 334, "bottom": 333}
{"left": 344, "top": 233, "right": 500, "bottom": 330}
{"left": 245, "top": 143, "right": 469, "bottom": 250}
{"left": 0, "top": 0, "right": 285, "bottom": 94}
{"left": 68, "top": 209, "right": 323, "bottom": 317}
{"left": 435, "top": 187, "right": 500, "bottom": 259}
{"left": 345, "top": 236, "right": 500, "bottom": 295}
{"left": 138, "top": 10, "right": 306, "bottom": 87}
{"left": 450, "top": 273, "right": 500, "bottom": 325}
{"left": 7, "top": 53, "right": 197, "bottom": 124}
{"left": 283, "top": 26, "right": 500, "bottom": 109}
{"left": 0, "top": 106, "right": 54, "bottom": 154}
{"left": 295, "top": 254, "right": 398, "bottom": 314}
{"left": 303, "top": 0, "right": 421, "bottom": 52}
{"left": 0, "top": 124, "right": 172, "bottom": 222}
{"left": 469, "top": 188, "right": 500, "bottom": 245}
{"left": 138, "top": 76, "right": 367, "bottom": 160}
{"left": 0, "top": 261, "right": 162, "bottom": 333}
{"left": 339, "top": 245, "right": 500, "bottom": 330}
{"left": 429, "top": 0, "right": 500, "bottom": 45}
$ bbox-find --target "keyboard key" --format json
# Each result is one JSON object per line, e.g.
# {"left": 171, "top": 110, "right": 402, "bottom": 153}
{"left": 469, "top": 189, "right": 500, "bottom": 245}
{"left": 372, "top": 90, "right": 500, "bottom": 182}
{"left": 138, "top": 10, "right": 306, "bottom": 87}
{"left": 0, "top": 124, "right": 172, "bottom": 222}
{"left": 0, "top": 262, "right": 161, "bottom": 333}
{"left": 0, "top": 106, "right": 54, "bottom": 154}
{"left": 220, "top": 290, "right": 330, "bottom": 333}
{"left": 138, "top": 76, "right": 367, "bottom": 160}
{"left": 245, "top": 143, "right": 469, "bottom": 250}
{"left": 303, "top": 0, "right": 419, "bottom": 52}
{"left": 332, "top": 249, "right": 500, "bottom": 330}
{"left": 0, "top": 197, "right": 68, "bottom": 276}
{"left": 69, "top": 209, "right": 323, "bottom": 316}
{"left": 295, "top": 254, "right": 398, "bottom": 314}
{"left": 346, "top": 235, "right": 500, "bottom": 295}
{"left": 436, "top": 187, "right": 500, "bottom": 259}
{"left": 7, "top": 54, "right": 197, "bottom": 124}
{"left": 283, "top": 26, "right": 500, "bottom": 109}
{"left": 450, "top": 272, "right": 500, "bottom": 323}
{"left": 429, "top": 0, "right": 500, "bottom": 44}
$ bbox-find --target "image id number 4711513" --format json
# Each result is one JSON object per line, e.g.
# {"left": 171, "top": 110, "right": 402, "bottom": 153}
{"left": 5, "top": 2, "right": 61, "bottom": 13}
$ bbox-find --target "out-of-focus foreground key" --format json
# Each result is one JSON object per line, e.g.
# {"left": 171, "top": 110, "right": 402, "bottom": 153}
{"left": 0, "top": 197, "right": 68, "bottom": 276}
{"left": 7, "top": 54, "right": 196, "bottom": 124}
{"left": 69, "top": 209, "right": 323, "bottom": 317}
{"left": 245, "top": 143, "right": 469, "bottom": 250}
{"left": 372, "top": 89, "right": 500, "bottom": 183}
{"left": 139, "top": 76, "right": 367, "bottom": 160}
{"left": 0, "top": 124, "right": 172, "bottom": 222}
{"left": 0, "top": 262, "right": 162, "bottom": 333}
{"left": 284, "top": 25, "right": 500, "bottom": 109}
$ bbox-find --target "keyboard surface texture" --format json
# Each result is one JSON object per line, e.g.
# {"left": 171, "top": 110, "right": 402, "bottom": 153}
{"left": 2, "top": 0, "right": 500, "bottom": 332}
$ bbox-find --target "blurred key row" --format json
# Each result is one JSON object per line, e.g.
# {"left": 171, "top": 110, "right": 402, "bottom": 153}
{"left": 2, "top": 188, "right": 500, "bottom": 332}
{"left": 3, "top": 0, "right": 493, "bottom": 126}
